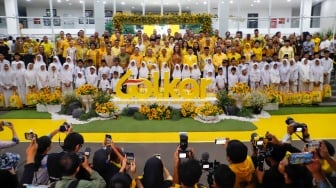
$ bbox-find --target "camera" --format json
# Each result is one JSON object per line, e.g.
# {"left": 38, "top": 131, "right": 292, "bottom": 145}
{"left": 105, "top": 134, "right": 112, "bottom": 146}
{"left": 153, "top": 153, "right": 161, "bottom": 159}
{"left": 200, "top": 152, "right": 220, "bottom": 187}
{"left": 125, "top": 152, "right": 135, "bottom": 164}
{"left": 179, "top": 132, "right": 188, "bottom": 151}
{"left": 289, "top": 152, "right": 313, "bottom": 165}
{"left": 215, "top": 138, "right": 227, "bottom": 145}
{"left": 306, "top": 140, "right": 320, "bottom": 152}
{"left": 59, "top": 122, "right": 71, "bottom": 132}
{"left": 285, "top": 117, "right": 307, "bottom": 132}
{"left": 24, "top": 131, "right": 38, "bottom": 140}
{"left": 251, "top": 133, "right": 271, "bottom": 171}
{"left": 78, "top": 147, "right": 91, "bottom": 163}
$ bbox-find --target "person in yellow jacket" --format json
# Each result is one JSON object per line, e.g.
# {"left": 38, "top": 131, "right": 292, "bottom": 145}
{"left": 213, "top": 46, "right": 228, "bottom": 73}
{"left": 183, "top": 47, "right": 198, "bottom": 67}
{"left": 227, "top": 140, "right": 256, "bottom": 188}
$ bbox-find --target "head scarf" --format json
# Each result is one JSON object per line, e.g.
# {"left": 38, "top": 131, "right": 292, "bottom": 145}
{"left": 141, "top": 157, "right": 165, "bottom": 188}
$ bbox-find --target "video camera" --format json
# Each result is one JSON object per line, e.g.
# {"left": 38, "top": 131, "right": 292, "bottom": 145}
{"left": 251, "top": 132, "right": 272, "bottom": 171}
{"left": 77, "top": 147, "right": 91, "bottom": 163}
{"left": 285, "top": 117, "right": 307, "bottom": 132}
{"left": 178, "top": 132, "right": 190, "bottom": 160}
{"left": 200, "top": 152, "right": 220, "bottom": 187}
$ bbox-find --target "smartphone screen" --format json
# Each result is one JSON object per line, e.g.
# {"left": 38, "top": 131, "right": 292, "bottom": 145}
{"left": 154, "top": 154, "right": 161, "bottom": 159}
{"left": 84, "top": 147, "right": 91, "bottom": 158}
{"left": 215, "top": 138, "right": 226, "bottom": 145}
{"left": 126, "top": 152, "right": 134, "bottom": 163}
{"left": 24, "top": 132, "right": 37, "bottom": 140}
{"left": 105, "top": 134, "right": 112, "bottom": 145}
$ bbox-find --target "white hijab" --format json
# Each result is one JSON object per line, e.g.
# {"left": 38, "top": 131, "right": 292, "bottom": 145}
{"left": 172, "top": 64, "right": 182, "bottom": 79}
{"left": 75, "top": 72, "right": 86, "bottom": 88}
{"left": 160, "top": 63, "right": 170, "bottom": 79}
{"left": 60, "top": 63, "right": 73, "bottom": 83}
{"left": 128, "top": 60, "right": 138, "bottom": 78}
{"left": 34, "top": 54, "right": 46, "bottom": 72}
{"left": 0, "top": 62, "right": 13, "bottom": 86}
{"left": 139, "top": 61, "right": 149, "bottom": 78}
{"left": 191, "top": 63, "right": 201, "bottom": 79}
{"left": 181, "top": 64, "right": 191, "bottom": 79}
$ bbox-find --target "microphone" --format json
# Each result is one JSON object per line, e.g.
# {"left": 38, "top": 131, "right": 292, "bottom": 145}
{"left": 201, "top": 152, "right": 210, "bottom": 162}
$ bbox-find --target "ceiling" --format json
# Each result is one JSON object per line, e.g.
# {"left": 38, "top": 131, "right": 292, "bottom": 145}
{"left": 16, "top": 0, "right": 309, "bottom": 13}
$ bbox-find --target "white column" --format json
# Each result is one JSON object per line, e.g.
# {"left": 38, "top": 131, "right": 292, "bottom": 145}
{"left": 49, "top": 0, "right": 55, "bottom": 39}
{"left": 300, "top": 0, "right": 312, "bottom": 33}
{"left": 178, "top": 0, "right": 181, "bottom": 15}
{"left": 236, "top": 1, "right": 240, "bottom": 31}
{"left": 207, "top": 0, "right": 211, "bottom": 14}
{"left": 94, "top": 1, "right": 105, "bottom": 34}
{"left": 161, "top": 0, "right": 163, "bottom": 16}
{"left": 268, "top": 0, "right": 272, "bottom": 35}
{"left": 218, "top": 0, "right": 229, "bottom": 37}
{"left": 142, "top": 0, "right": 146, "bottom": 16}
{"left": 4, "top": 0, "right": 19, "bottom": 35}
{"left": 113, "top": 0, "right": 116, "bottom": 15}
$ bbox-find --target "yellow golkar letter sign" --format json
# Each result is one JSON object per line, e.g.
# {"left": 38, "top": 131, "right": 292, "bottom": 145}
{"left": 116, "top": 70, "right": 212, "bottom": 99}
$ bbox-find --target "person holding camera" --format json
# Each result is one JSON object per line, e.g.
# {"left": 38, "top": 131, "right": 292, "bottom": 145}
{"left": 47, "top": 132, "right": 85, "bottom": 182}
{"left": 282, "top": 117, "right": 310, "bottom": 144}
{"left": 0, "top": 121, "right": 19, "bottom": 149}
{"left": 213, "top": 164, "right": 236, "bottom": 188}
{"left": 51, "top": 152, "right": 106, "bottom": 188}
{"left": 92, "top": 137, "right": 125, "bottom": 187}
{"left": 109, "top": 156, "right": 136, "bottom": 188}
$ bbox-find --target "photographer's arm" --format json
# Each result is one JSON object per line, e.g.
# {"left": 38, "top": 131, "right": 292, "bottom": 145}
{"left": 82, "top": 156, "right": 107, "bottom": 188}
{"left": 0, "top": 122, "right": 19, "bottom": 149}
{"left": 111, "top": 141, "right": 125, "bottom": 162}
{"left": 173, "top": 146, "right": 180, "bottom": 184}
{"left": 20, "top": 139, "right": 37, "bottom": 186}
{"left": 319, "top": 141, "right": 336, "bottom": 171}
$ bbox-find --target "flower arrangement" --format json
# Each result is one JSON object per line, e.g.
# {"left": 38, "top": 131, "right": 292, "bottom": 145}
{"left": 95, "top": 101, "right": 119, "bottom": 116}
{"left": 245, "top": 91, "right": 267, "bottom": 113}
{"left": 181, "top": 102, "right": 197, "bottom": 118}
{"left": 75, "top": 84, "right": 98, "bottom": 96}
{"left": 195, "top": 102, "right": 223, "bottom": 117}
{"left": 139, "top": 103, "right": 171, "bottom": 120}
{"left": 113, "top": 13, "right": 212, "bottom": 34}
{"left": 36, "top": 88, "right": 62, "bottom": 105}
{"left": 229, "top": 82, "right": 250, "bottom": 96}
{"left": 263, "top": 86, "right": 281, "bottom": 103}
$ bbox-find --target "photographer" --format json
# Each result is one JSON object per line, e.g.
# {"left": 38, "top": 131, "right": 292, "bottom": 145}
{"left": 47, "top": 132, "right": 85, "bottom": 182}
{"left": 282, "top": 117, "right": 310, "bottom": 143}
{"left": 226, "top": 140, "right": 255, "bottom": 188}
{"left": 20, "top": 137, "right": 38, "bottom": 186}
{"left": 92, "top": 138, "right": 125, "bottom": 187}
{"left": 52, "top": 152, "right": 106, "bottom": 188}
{"left": 0, "top": 121, "right": 19, "bottom": 149}
{"left": 109, "top": 157, "right": 136, "bottom": 188}
{"left": 178, "top": 159, "right": 205, "bottom": 188}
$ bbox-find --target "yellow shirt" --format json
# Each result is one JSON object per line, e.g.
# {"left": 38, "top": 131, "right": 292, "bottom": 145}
{"left": 213, "top": 53, "right": 228, "bottom": 72}
{"left": 143, "top": 56, "right": 157, "bottom": 70}
{"left": 199, "top": 53, "right": 212, "bottom": 71}
{"left": 76, "top": 47, "right": 88, "bottom": 61}
{"left": 158, "top": 55, "right": 171, "bottom": 69}
{"left": 86, "top": 49, "right": 100, "bottom": 66}
{"left": 111, "top": 46, "right": 121, "bottom": 57}
{"left": 60, "top": 40, "right": 73, "bottom": 58}
{"left": 227, "top": 52, "right": 241, "bottom": 62}
{"left": 183, "top": 54, "right": 198, "bottom": 67}
{"left": 41, "top": 42, "right": 54, "bottom": 57}
{"left": 252, "top": 47, "right": 263, "bottom": 62}
{"left": 278, "top": 46, "right": 294, "bottom": 60}
{"left": 313, "top": 37, "right": 321, "bottom": 53}
{"left": 130, "top": 54, "right": 143, "bottom": 68}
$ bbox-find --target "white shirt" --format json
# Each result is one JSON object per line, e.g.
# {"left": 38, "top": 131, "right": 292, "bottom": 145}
{"left": 299, "top": 62, "right": 311, "bottom": 81}
{"left": 228, "top": 73, "right": 239, "bottom": 88}
{"left": 320, "top": 57, "right": 333, "bottom": 74}
{"left": 270, "top": 68, "right": 280, "bottom": 84}
{"left": 216, "top": 74, "right": 226, "bottom": 89}
{"left": 249, "top": 68, "right": 261, "bottom": 82}
{"left": 99, "top": 79, "right": 111, "bottom": 92}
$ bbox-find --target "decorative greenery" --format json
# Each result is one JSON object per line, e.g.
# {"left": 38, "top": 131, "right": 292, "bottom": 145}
{"left": 263, "top": 86, "right": 281, "bottom": 103}
{"left": 181, "top": 102, "right": 197, "bottom": 118}
{"left": 171, "top": 108, "right": 182, "bottom": 121}
{"left": 229, "top": 82, "right": 250, "bottom": 96}
{"left": 237, "top": 107, "right": 253, "bottom": 118}
{"left": 60, "top": 94, "right": 81, "bottom": 114}
{"left": 216, "top": 90, "right": 233, "bottom": 110}
{"left": 195, "top": 102, "right": 223, "bottom": 117}
{"left": 139, "top": 103, "right": 172, "bottom": 120}
{"left": 133, "top": 111, "right": 147, "bottom": 120}
{"left": 246, "top": 91, "right": 268, "bottom": 109}
{"left": 95, "top": 91, "right": 112, "bottom": 104}
{"left": 113, "top": 13, "right": 212, "bottom": 34}
{"left": 79, "top": 109, "right": 98, "bottom": 121}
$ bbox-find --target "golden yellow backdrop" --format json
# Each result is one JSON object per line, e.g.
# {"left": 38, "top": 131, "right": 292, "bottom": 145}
{"left": 144, "top": 24, "right": 180, "bottom": 35}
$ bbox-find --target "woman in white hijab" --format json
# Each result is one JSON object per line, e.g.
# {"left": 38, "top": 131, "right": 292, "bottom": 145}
{"left": 86, "top": 66, "right": 98, "bottom": 87}
{"left": 150, "top": 64, "right": 159, "bottom": 83}
{"left": 60, "top": 63, "right": 73, "bottom": 95}
{"left": 172, "top": 64, "right": 182, "bottom": 80}
{"left": 181, "top": 64, "right": 191, "bottom": 80}
{"left": 0, "top": 63, "right": 16, "bottom": 107}
{"left": 261, "top": 63, "right": 271, "bottom": 88}
{"left": 127, "top": 60, "right": 139, "bottom": 79}
{"left": 191, "top": 63, "right": 201, "bottom": 83}
{"left": 203, "top": 58, "right": 215, "bottom": 78}
{"left": 36, "top": 64, "right": 49, "bottom": 90}
{"left": 249, "top": 63, "right": 261, "bottom": 90}
{"left": 139, "top": 61, "right": 149, "bottom": 79}
{"left": 279, "top": 59, "right": 290, "bottom": 93}
{"left": 15, "top": 62, "right": 26, "bottom": 104}
{"left": 48, "top": 64, "right": 61, "bottom": 92}
{"left": 65, "top": 56, "right": 75, "bottom": 72}
{"left": 50, "top": 56, "right": 62, "bottom": 72}
{"left": 270, "top": 63, "right": 280, "bottom": 91}
{"left": 310, "top": 59, "right": 324, "bottom": 91}
{"left": 160, "top": 63, "right": 171, "bottom": 86}
{"left": 75, "top": 72, "right": 86, "bottom": 88}
{"left": 34, "top": 54, "right": 46, "bottom": 72}
{"left": 25, "top": 63, "right": 37, "bottom": 93}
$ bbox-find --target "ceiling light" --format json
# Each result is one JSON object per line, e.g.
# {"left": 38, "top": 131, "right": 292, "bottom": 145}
{"left": 66, "top": 0, "right": 69, "bottom": 1}
{"left": 103, "top": 1, "right": 106, "bottom": 4}
{"left": 26, "top": 0, "right": 31, "bottom": 1}
{"left": 221, "top": 1, "right": 224, "bottom": 4}
{"left": 250, "top": 3, "right": 254, "bottom": 6}
{"left": 287, "top": 0, "right": 291, "bottom": 1}
{"left": 203, "top": 1, "right": 207, "bottom": 5}
{"left": 121, "top": 1, "right": 125, "bottom": 5}
{"left": 230, "top": 0, "right": 233, "bottom": 3}
{"left": 69, "top": 2, "right": 72, "bottom": 5}
{"left": 57, "top": 0, "right": 61, "bottom": 3}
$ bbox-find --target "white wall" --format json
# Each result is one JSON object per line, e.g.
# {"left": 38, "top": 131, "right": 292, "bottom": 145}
{"left": 320, "top": 0, "right": 336, "bottom": 33}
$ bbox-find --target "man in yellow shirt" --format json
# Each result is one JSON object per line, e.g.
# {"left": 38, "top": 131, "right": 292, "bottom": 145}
{"left": 213, "top": 46, "right": 228, "bottom": 73}
{"left": 130, "top": 47, "right": 143, "bottom": 68}
{"left": 278, "top": 40, "right": 294, "bottom": 60}
{"left": 252, "top": 41, "right": 263, "bottom": 62}
{"left": 60, "top": 33, "right": 73, "bottom": 59}
{"left": 143, "top": 48, "right": 157, "bottom": 70}
{"left": 183, "top": 47, "right": 198, "bottom": 67}
{"left": 312, "top": 32, "right": 321, "bottom": 53}
{"left": 199, "top": 47, "right": 213, "bottom": 73}
{"left": 111, "top": 40, "right": 121, "bottom": 57}
{"left": 40, "top": 36, "right": 54, "bottom": 58}
{"left": 158, "top": 48, "right": 171, "bottom": 69}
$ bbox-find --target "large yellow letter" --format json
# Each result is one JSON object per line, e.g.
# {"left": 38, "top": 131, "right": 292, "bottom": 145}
{"left": 116, "top": 70, "right": 132, "bottom": 99}
{"left": 164, "top": 78, "right": 179, "bottom": 99}
{"left": 178, "top": 79, "right": 199, "bottom": 99}
{"left": 200, "top": 78, "right": 212, "bottom": 99}
{"left": 138, "top": 79, "right": 153, "bottom": 99}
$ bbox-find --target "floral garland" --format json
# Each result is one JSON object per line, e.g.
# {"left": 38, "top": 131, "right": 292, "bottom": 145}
{"left": 75, "top": 84, "right": 98, "bottom": 96}
{"left": 113, "top": 13, "right": 213, "bottom": 34}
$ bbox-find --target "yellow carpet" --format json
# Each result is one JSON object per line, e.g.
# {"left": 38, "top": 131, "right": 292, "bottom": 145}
{"left": 1, "top": 114, "right": 335, "bottom": 143}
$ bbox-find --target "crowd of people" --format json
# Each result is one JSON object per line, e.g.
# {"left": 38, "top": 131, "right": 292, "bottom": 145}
{"left": 0, "top": 118, "right": 336, "bottom": 188}
{"left": 0, "top": 28, "right": 335, "bottom": 107}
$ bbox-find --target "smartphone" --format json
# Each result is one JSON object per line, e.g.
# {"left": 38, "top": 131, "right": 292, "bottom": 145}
{"left": 215, "top": 138, "right": 226, "bottom": 145}
{"left": 84, "top": 147, "right": 91, "bottom": 158}
{"left": 125, "top": 152, "right": 135, "bottom": 164}
{"left": 24, "top": 132, "right": 38, "bottom": 140}
{"left": 289, "top": 152, "right": 313, "bottom": 165}
{"left": 105, "top": 134, "right": 112, "bottom": 146}
{"left": 153, "top": 153, "right": 161, "bottom": 159}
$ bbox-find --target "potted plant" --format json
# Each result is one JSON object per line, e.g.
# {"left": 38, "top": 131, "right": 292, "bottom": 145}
{"left": 263, "top": 86, "right": 280, "bottom": 110}
{"left": 246, "top": 91, "right": 267, "bottom": 114}
{"left": 229, "top": 83, "right": 250, "bottom": 109}
{"left": 95, "top": 91, "right": 119, "bottom": 119}
{"left": 195, "top": 102, "right": 223, "bottom": 122}
{"left": 76, "top": 84, "right": 98, "bottom": 113}
{"left": 216, "top": 90, "right": 238, "bottom": 116}
{"left": 46, "top": 89, "right": 62, "bottom": 113}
